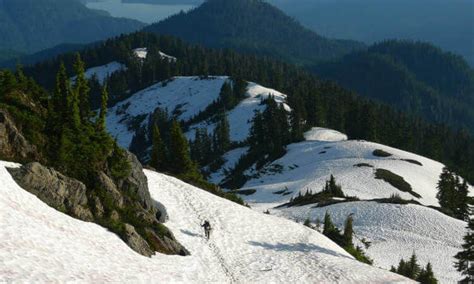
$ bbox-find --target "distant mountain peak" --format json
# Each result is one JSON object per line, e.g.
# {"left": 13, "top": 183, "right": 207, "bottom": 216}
{"left": 144, "top": 0, "right": 365, "bottom": 64}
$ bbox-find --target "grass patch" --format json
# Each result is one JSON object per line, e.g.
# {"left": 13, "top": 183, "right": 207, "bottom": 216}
{"left": 374, "top": 169, "right": 421, "bottom": 198}
{"left": 373, "top": 149, "right": 393, "bottom": 157}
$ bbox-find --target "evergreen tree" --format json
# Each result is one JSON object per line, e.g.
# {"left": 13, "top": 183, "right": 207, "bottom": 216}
{"left": 324, "top": 175, "right": 345, "bottom": 197}
{"left": 150, "top": 124, "right": 167, "bottom": 172}
{"left": 219, "top": 81, "right": 235, "bottom": 109}
{"left": 436, "top": 167, "right": 470, "bottom": 219}
{"left": 169, "top": 120, "right": 195, "bottom": 175}
{"left": 73, "top": 53, "right": 91, "bottom": 122}
{"left": 343, "top": 214, "right": 354, "bottom": 247}
{"left": 417, "top": 263, "right": 438, "bottom": 284}
{"left": 323, "top": 211, "right": 336, "bottom": 236}
{"left": 406, "top": 253, "right": 421, "bottom": 279}
{"left": 455, "top": 216, "right": 474, "bottom": 283}
{"left": 213, "top": 112, "right": 231, "bottom": 155}
{"left": 97, "top": 85, "right": 108, "bottom": 132}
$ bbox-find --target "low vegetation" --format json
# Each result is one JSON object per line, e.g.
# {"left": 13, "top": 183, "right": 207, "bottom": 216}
{"left": 374, "top": 169, "right": 421, "bottom": 198}
{"left": 373, "top": 149, "right": 393, "bottom": 157}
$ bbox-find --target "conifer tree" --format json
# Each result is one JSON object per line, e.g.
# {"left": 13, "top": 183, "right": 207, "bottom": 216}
{"left": 73, "top": 53, "right": 91, "bottom": 122}
{"left": 169, "top": 120, "right": 195, "bottom": 175}
{"left": 97, "top": 85, "right": 108, "bottom": 132}
{"left": 406, "top": 253, "right": 421, "bottom": 279}
{"left": 437, "top": 167, "right": 470, "bottom": 219}
{"left": 343, "top": 214, "right": 354, "bottom": 247}
{"left": 417, "top": 263, "right": 438, "bottom": 284}
{"left": 213, "top": 112, "right": 231, "bottom": 154}
{"left": 150, "top": 124, "right": 167, "bottom": 172}
{"left": 455, "top": 216, "right": 474, "bottom": 283}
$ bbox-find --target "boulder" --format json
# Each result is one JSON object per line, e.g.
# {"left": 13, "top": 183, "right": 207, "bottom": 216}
{"left": 0, "top": 110, "right": 39, "bottom": 162}
{"left": 7, "top": 162, "right": 93, "bottom": 221}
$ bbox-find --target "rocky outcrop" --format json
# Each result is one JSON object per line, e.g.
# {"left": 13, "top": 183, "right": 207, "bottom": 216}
{"left": 6, "top": 144, "right": 187, "bottom": 257}
{"left": 124, "top": 224, "right": 154, "bottom": 257}
{"left": 95, "top": 150, "right": 189, "bottom": 256}
{"left": 0, "top": 110, "right": 39, "bottom": 162}
{"left": 7, "top": 163, "right": 93, "bottom": 221}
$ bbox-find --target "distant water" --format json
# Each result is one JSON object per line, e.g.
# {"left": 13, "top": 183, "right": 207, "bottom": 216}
{"left": 86, "top": 0, "right": 195, "bottom": 24}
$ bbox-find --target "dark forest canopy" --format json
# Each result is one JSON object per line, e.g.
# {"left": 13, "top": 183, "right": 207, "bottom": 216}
{"left": 312, "top": 40, "right": 474, "bottom": 133}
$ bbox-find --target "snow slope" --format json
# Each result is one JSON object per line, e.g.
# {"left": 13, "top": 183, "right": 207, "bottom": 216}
{"left": 106, "top": 76, "right": 290, "bottom": 148}
{"left": 82, "top": 61, "right": 126, "bottom": 84}
{"left": 238, "top": 128, "right": 469, "bottom": 207}
{"left": 274, "top": 202, "right": 466, "bottom": 284}
{"left": 187, "top": 81, "right": 290, "bottom": 142}
{"left": 0, "top": 160, "right": 410, "bottom": 283}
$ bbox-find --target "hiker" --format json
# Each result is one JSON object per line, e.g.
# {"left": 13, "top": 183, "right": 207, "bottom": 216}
{"left": 201, "top": 220, "right": 211, "bottom": 239}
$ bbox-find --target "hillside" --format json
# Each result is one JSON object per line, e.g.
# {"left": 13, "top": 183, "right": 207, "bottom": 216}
{"left": 268, "top": 0, "right": 474, "bottom": 67}
{"left": 101, "top": 70, "right": 472, "bottom": 282}
{"left": 313, "top": 40, "right": 474, "bottom": 132}
{"left": 0, "top": 0, "right": 144, "bottom": 58}
{"left": 144, "top": 0, "right": 364, "bottom": 65}
{"left": 0, "top": 160, "right": 411, "bottom": 283}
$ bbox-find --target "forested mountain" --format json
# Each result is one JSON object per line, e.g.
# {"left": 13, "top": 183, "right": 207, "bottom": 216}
{"left": 23, "top": 32, "right": 474, "bottom": 186}
{"left": 313, "top": 40, "right": 474, "bottom": 133}
{"left": 144, "top": 0, "right": 364, "bottom": 65}
{"left": 0, "top": 0, "right": 144, "bottom": 61}
{"left": 268, "top": 0, "right": 474, "bottom": 67}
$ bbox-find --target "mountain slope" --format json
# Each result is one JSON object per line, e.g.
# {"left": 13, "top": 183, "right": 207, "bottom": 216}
{"left": 313, "top": 40, "right": 474, "bottom": 132}
{"left": 0, "top": 0, "right": 144, "bottom": 56}
{"left": 215, "top": 128, "right": 472, "bottom": 283}
{"left": 0, "top": 160, "right": 411, "bottom": 283}
{"left": 144, "top": 0, "right": 364, "bottom": 65}
{"left": 268, "top": 0, "right": 474, "bottom": 67}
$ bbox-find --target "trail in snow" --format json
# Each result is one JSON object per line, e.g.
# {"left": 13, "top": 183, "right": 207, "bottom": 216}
{"left": 0, "top": 160, "right": 411, "bottom": 283}
{"left": 172, "top": 180, "right": 238, "bottom": 283}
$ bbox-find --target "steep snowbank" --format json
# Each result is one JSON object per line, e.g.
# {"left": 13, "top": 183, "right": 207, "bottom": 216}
{"left": 0, "top": 160, "right": 410, "bottom": 283}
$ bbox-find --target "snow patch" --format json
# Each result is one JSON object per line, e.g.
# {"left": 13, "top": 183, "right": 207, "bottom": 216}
{"left": 305, "top": 127, "right": 348, "bottom": 142}
{"left": 82, "top": 62, "right": 126, "bottom": 85}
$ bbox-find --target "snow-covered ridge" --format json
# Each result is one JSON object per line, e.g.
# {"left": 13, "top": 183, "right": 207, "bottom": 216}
{"left": 106, "top": 76, "right": 290, "bottom": 148}
{"left": 78, "top": 61, "right": 126, "bottom": 85}
{"left": 0, "top": 161, "right": 410, "bottom": 283}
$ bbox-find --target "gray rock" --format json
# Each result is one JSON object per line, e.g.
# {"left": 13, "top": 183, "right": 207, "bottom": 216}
{"left": 116, "top": 151, "right": 154, "bottom": 211}
{"left": 0, "top": 110, "right": 39, "bottom": 162}
{"left": 123, "top": 224, "right": 154, "bottom": 257}
{"left": 97, "top": 171, "right": 124, "bottom": 209}
{"left": 7, "top": 162, "right": 93, "bottom": 221}
{"left": 145, "top": 228, "right": 190, "bottom": 256}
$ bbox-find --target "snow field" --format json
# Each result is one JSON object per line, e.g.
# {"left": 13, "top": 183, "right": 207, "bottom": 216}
{"left": 275, "top": 201, "right": 466, "bottom": 283}
{"left": 0, "top": 160, "right": 411, "bottom": 283}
